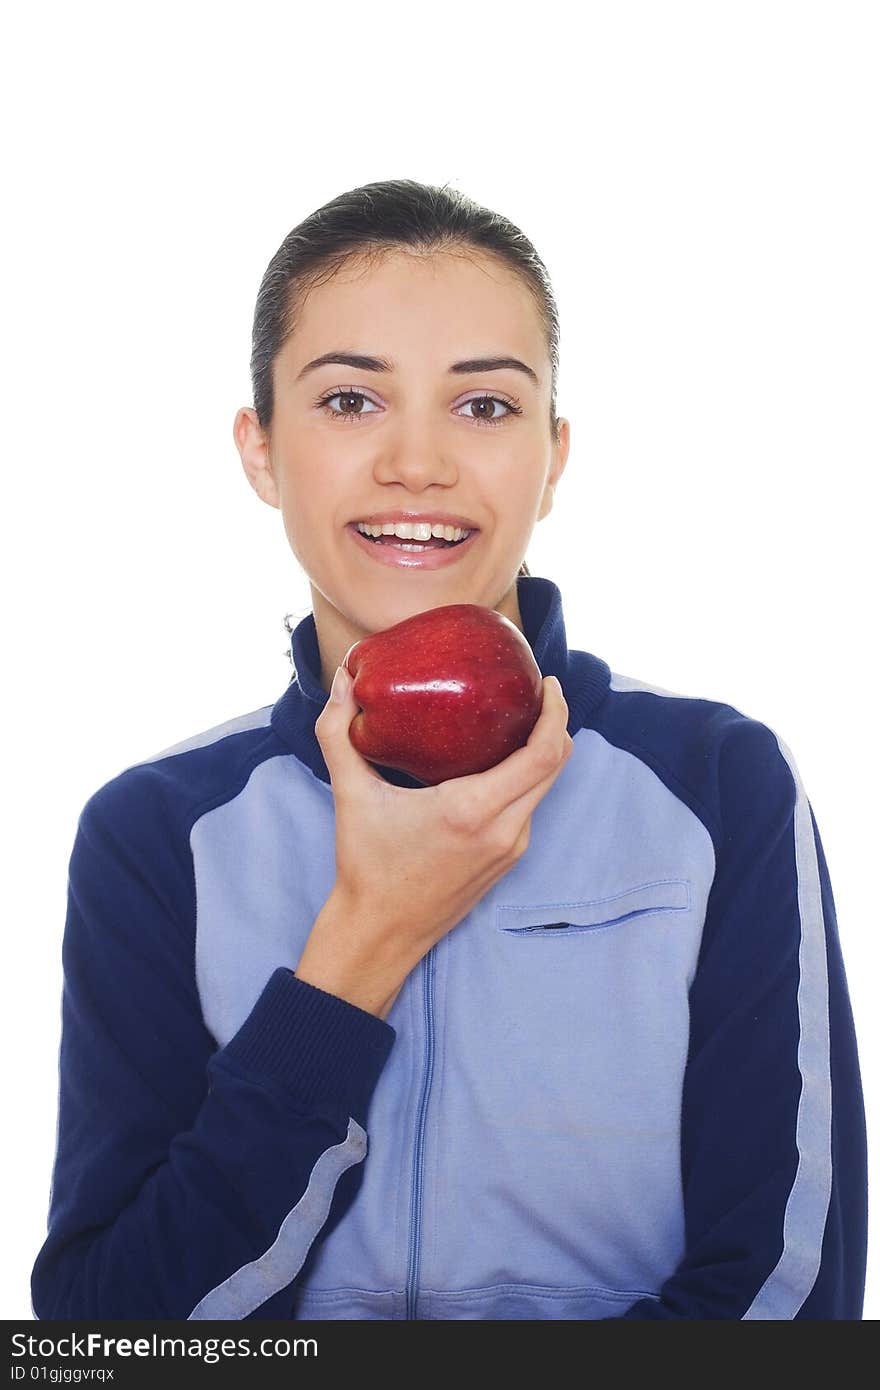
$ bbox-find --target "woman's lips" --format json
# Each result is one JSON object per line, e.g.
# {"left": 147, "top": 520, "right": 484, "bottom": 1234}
{"left": 346, "top": 522, "right": 480, "bottom": 570}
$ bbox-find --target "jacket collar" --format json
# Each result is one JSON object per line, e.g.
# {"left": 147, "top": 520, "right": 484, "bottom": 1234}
{"left": 270, "top": 574, "right": 610, "bottom": 787}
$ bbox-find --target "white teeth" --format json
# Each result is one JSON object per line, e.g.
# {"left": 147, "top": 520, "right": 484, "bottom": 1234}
{"left": 356, "top": 521, "right": 471, "bottom": 542}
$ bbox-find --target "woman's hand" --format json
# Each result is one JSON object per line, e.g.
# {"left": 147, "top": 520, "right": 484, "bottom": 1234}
{"left": 296, "top": 665, "right": 574, "bottom": 1019}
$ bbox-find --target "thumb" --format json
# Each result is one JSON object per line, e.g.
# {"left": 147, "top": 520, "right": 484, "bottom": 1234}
{"left": 315, "top": 661, "right": 382, "bottom": 784}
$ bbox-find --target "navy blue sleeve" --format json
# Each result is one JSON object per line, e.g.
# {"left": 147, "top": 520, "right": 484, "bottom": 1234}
{"left": 614, "top": 720, "right": 868, "bottom": 1319}
{"left": 31, "top": 780, "right": 396, "bottom": 1320}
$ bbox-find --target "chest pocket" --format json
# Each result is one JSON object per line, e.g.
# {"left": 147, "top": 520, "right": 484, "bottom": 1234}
{"left": 496, "top": 878, "right": 691, "bottom": 935}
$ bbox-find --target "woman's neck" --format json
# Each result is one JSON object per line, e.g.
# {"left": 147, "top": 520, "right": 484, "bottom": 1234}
{"left": 310, "top": 578, "right": 525, "bottom": 698}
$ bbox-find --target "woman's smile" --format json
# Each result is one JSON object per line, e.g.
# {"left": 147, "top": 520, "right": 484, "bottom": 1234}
{"left": 346, "top": 520, "right": 481, "bottom": 570}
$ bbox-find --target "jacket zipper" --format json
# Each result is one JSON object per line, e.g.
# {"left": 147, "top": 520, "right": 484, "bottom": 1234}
{"left": 405, "top": 945, "right": 437, "bottom": 1319}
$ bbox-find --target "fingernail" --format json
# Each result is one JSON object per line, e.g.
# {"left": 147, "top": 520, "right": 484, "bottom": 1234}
{"left": 331, "top": 665, "right": 350, "bottom": 703}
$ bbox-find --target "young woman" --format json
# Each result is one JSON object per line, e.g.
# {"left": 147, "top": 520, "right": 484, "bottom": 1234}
{"left": 31, "top": 179, "right": 867, "bottom": 1320}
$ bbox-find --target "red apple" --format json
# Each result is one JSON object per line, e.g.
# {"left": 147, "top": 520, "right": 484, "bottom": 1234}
{"left": 343, "top": 603, "right": 544, "bottom": 785}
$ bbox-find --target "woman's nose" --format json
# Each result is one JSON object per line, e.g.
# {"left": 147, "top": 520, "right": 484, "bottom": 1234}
{"left": 370, "top": 432, "right": 459, "bottom": 488}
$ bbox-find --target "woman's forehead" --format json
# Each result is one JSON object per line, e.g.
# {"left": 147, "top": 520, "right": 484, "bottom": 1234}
{"left": 287, "top": 250, "right": 543, "bottom": 368}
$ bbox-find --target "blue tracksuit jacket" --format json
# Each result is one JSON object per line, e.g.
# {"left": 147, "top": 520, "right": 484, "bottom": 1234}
{"left": 31, "top": 575, "right": 868, "bottom": 1319}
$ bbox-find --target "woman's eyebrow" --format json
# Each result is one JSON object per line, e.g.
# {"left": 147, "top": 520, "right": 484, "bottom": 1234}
{"left": 296, "top": 351, "right": 538, "bottom": 386}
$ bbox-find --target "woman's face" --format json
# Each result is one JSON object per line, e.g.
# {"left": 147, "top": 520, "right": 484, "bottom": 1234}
{"left": 234, "top": 247, "right": 569, "bottom": 692}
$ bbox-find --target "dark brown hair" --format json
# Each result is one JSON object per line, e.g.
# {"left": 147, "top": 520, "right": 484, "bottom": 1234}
{"left": 249, "top": 180, "right": 564, "bottom": 580}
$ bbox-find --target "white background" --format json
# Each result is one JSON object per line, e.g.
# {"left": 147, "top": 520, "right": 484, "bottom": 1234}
{"left": 2, "top": 0, "right": 876, "bottom": 1320}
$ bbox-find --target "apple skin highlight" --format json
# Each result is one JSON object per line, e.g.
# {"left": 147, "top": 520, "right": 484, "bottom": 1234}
{"left": 343, "top": 603, "right": 544, "bottom": 786}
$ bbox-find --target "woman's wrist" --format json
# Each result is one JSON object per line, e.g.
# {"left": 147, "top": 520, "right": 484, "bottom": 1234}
{"left": 295, "top": 888, "right": 414, "bottom": 1020}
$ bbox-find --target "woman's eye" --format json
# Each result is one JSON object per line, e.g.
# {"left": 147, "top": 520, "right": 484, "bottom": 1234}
{"left": 456, "top": 396, "right": 520, "bottom": 427}
{"left": 316, "top": 389, "right": 522, "bottom": 427}
{"left": 317, "top": 390, "right": 380, "bottom": 423}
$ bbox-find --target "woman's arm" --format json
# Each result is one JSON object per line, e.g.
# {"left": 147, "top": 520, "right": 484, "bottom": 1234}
{"left": 30, "top": 772, "right": 396, "bottom": 1320}
{"left": 609, "top": 719, "right": 867, "bottom": 1319}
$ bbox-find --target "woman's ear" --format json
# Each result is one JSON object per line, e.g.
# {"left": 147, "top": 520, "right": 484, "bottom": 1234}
{"left": 233, "top": 407, "right": 281, "bottom": 510}
{"left": 537, "top": 418, "right": 570, "bottom": 521}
